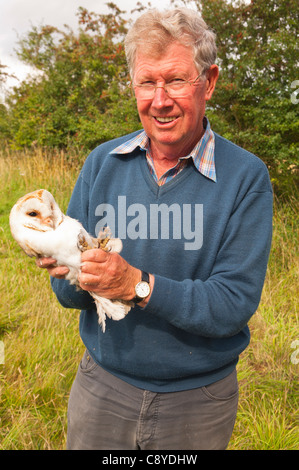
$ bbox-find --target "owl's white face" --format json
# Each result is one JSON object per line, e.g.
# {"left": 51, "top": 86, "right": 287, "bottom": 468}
{"left": 10, "top": 189, "right": 64, "bottom": 237}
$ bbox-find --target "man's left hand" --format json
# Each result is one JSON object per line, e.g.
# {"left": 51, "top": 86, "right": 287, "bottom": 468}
{"left": 79, "top": 249, "right": 141, "bottom": 301}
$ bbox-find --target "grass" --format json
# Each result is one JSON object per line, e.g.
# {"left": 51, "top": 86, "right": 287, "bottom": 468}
{"left": 0, "top": 147, "right": 298, "bottom": 450}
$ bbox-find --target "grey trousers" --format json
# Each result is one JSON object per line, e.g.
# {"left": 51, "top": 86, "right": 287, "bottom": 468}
{"left": 66, "top": 350, "right": 239, "bottom": 450}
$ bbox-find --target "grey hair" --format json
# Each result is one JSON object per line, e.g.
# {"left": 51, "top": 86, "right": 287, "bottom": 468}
{"left": 125, "top": 8, "right": 217, "bottom": 78}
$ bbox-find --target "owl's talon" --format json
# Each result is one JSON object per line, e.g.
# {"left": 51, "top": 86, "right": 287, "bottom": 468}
{"left": 78, "top": 231, "right": 94, "bottom": 252}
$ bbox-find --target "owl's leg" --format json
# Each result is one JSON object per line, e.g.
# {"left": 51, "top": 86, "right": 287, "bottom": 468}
{"left": 78, "top": 227, "right": 111, "bottom": 252}
{"left": 77, "top": 232, "right": 93, "bottom": 252}
{"left": 78, "top": 227, "right": 122, "bottom": 253}
{"left": 97, "top": 227, "right": 123, "bottom": 253}
{"left": 97, "top": 226, "right": 111, "bottom": 251}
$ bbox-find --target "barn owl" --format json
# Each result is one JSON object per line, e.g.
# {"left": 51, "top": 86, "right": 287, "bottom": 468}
{"left": 9, "top": 189, "right": 132, "bottom": 332}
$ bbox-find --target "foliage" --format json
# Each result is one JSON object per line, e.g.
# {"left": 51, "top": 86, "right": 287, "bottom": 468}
{"left": 0, "top": 4, "right": 140, "bottom": 150}
{"left": 0, "top": 64, "right": 8, "bottom": 87}
{"left": 0, "top": 0, "right": 298, "bottom": 196}
{"left": 0, "top": 63, "right": 16, "bottom": 140}
{"left": 188, "top": 0, "right": 299, "bottom": 196}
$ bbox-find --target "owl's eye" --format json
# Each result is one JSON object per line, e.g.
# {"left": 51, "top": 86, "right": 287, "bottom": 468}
{"left": 27, "top": 211, "right": 38, "bottom": 217}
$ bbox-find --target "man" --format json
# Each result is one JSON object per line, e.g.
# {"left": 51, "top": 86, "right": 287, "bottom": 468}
{"left": 38, "top": 8, "right": 273, "bottom": 450}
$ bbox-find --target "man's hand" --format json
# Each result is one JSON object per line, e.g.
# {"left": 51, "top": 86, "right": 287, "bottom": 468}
{"left": 79, "top": 249, "right": 141, "bottom": 301}
{"left": 36, "top": 250, "right": 154, "bottom": 306}
{"left": 35, "top": 257, "right": 69, "bottom": 279}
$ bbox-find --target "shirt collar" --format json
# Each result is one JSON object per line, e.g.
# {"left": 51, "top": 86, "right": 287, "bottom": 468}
{"left": 110, "top": 117, "right": 216, "bottom": 182}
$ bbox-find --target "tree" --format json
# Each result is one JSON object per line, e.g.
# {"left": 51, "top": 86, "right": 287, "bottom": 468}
{"left": 180, "top": 0, "right": 299, "bottom": 195}
{"left": 3, "top": 4, "right": 140, "bottom": 149}
{"left": 0, "top": 62, "right": 17, "bottom": 143}
{"left": 173, "top": 0, "right": 299, "bottom": 193}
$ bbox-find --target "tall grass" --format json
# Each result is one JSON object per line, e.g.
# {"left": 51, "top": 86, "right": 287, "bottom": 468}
{"left": 231, "top": 196, "right": 298, "bottom": 449}
{"left": 0, "top": 147, "right": 298, "bottom": 450}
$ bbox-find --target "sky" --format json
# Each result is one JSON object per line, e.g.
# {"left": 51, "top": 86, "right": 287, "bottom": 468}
{"left": 0, "top": 0, "right": 177, "bottom": 99}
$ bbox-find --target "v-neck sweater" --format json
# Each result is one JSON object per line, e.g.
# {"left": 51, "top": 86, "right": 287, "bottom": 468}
{"left": 51, "top": 130, "right": 273, "bottom": 392}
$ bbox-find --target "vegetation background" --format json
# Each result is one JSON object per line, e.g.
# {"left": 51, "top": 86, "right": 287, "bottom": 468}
{"left": 0, "top": 0, "right": 298, "bottom": 449}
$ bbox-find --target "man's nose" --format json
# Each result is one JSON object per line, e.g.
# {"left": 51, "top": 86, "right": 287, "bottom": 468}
{"left": 151, "top": 86, "right": 174, "bottom": 108}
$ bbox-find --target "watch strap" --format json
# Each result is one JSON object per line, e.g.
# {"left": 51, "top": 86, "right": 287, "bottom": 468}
{"left": 133, "top": 271, "right": 150, "bottom": 303}
{"left": 140, "top": 271, "right": 149, "bottom": 284}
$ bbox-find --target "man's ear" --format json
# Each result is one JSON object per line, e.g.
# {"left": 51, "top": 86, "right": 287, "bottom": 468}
{"left": 205, "top": 64, "right": 219, "bottom": 101}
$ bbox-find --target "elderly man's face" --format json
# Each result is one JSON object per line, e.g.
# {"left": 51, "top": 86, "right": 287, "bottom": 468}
{"left": 133, "top": 42, "right": 218, "bottom": 159}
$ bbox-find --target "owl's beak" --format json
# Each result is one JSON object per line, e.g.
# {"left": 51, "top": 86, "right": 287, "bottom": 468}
{"left": 42, "top": 216, "right": 54, "bottom": 228}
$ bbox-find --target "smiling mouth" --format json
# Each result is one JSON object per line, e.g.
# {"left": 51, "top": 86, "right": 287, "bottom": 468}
{"left": 155, "top": 116, "right": 178, "bottom": 123}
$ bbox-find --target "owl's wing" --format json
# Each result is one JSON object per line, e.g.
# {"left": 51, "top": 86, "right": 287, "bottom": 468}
{"left": 21, "top": 242, "right": 42, "bottom": 258}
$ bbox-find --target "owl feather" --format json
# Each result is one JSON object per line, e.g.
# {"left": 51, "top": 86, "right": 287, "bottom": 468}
{"left": 9, "top": 189, "right": 132, "bottom": 332}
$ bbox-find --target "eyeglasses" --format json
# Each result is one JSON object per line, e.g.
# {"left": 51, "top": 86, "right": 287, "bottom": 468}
{"left": 133, "top": 74, "right": 203, "bottom": 100}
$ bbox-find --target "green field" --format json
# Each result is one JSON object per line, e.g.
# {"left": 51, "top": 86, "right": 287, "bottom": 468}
{"left": 0, "top": 148, "right": 298, "bottom": 450}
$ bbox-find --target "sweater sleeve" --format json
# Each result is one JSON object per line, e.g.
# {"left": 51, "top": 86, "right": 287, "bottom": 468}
{"left": 145, "top": 188, "right": 273, "bottom": 338}
{"left": 50, "top": 168, "right": 95, "bottom": 311}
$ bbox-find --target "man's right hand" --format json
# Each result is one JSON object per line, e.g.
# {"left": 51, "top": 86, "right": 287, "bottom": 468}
{"left": 35, "top": 257, "right": 70, "bottom": 279}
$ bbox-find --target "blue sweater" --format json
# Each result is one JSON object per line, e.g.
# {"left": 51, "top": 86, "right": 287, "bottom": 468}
{"left": 51, "top": 131, "right": 273, "bottom": 392}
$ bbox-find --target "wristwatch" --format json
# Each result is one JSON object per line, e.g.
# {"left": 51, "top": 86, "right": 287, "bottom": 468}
{"left": 133, "top": 271, "right": 151, "bottom": 303}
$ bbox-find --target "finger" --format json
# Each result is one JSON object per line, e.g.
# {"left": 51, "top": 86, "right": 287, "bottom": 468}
{"left": 80, "top": 260, "right": 104, "bottom": 275}
{"left": 81, "top": 248, "right": 109, "bottom": 263}
{"left": 79, "top": 272, "right": 101, "bottom": 291}
{"left": 47, "top": 265, "right": 70, "bottom": 278}
{"left": 36, "top": 257, "right": 57, "bottom": 268}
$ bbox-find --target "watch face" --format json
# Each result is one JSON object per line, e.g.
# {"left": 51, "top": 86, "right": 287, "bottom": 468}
{"left": 135, "top": 281, "right": 150, "bottom": 299}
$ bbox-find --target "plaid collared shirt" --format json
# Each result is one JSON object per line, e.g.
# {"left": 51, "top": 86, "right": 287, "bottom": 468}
{"left": 110, "top": 117, "right": 216, "bottom": 185}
